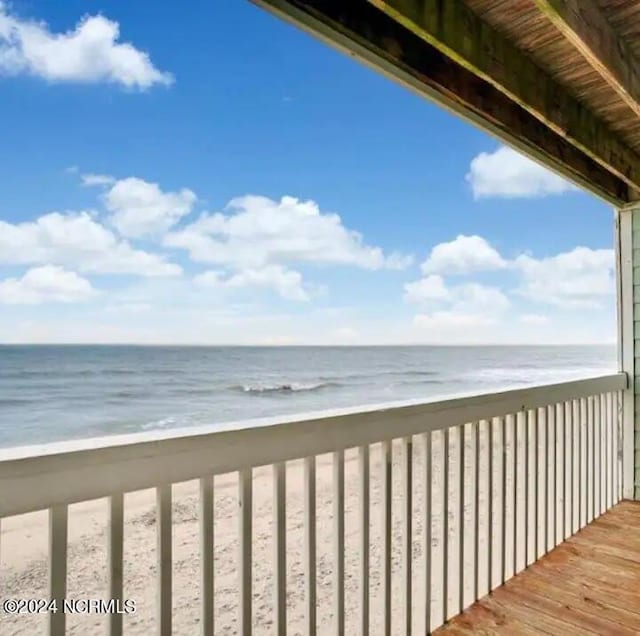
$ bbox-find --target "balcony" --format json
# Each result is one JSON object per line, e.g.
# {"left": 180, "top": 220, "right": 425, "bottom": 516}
{"left": 0, "top": 372, "right": 629, "bottom": 634}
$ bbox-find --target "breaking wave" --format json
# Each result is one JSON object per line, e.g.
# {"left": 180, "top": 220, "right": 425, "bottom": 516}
{"left": 232, "top": 381, "right": 340, "bottom": 394}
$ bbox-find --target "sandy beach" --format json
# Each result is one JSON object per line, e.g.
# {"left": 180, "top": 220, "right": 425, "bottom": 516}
{"left": 0, "top": 435, "right": 484, "bottom": 635}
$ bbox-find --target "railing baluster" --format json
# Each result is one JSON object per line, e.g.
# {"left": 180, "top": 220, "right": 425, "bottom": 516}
{"left": 587, "top": 397, "right": 593, "bottom": 522}
{"left": 606, "top": 391, "right": 611, "bottom": 508}
{"left": 304, "top": 456, "right": 316, "bottom": 636}
{"left": 594, "top": 396, "right": 600, "bottom": 518}
{"left": 273, "top": 463, "right": 286, "bottom": 636}
{"left": 612, "top": 390, "right": 616, "bottom": 505}
{"left": 599, "top": 394, "right": 604, "bottom": 515}
{"left": 612, "top": 391, "right": 616, "bottom": 502}
{"left": 443, "top": 427, "right": 451, "bottom": 622}
{"left": 109, "top": 493, "right": 124, "bottom": 636}
{"left": 403, "top": 437, "right": 413, "bottom": 635}
{"left": 238, "top": 468, "right": 252, "bottom": 636}
{"left": 500, "top": 416, "right": 507, "bottom": 585}
{"left": 473, "top": 421, "right": 480, "bottom": 601}
{"left": 564, "top": 400, "right": 574, "bottom": 539}
{"left": 333, "top": 450, "right": 345, "bottom": 636}
{"left": 359, "top": 446, "right": 370, "bottom": 636}
{"left": 487, "top": 419, "right": 494, "bottom": 593}
{"left": 198, "top": 478, "right": 214, "bottom": 636}
{"left": 532, "top": 409, "right": 539, "bottom": 561}
{"left": 546, "top": 406, "right": 553, "bottom": 552}
{"left": 569, "top": 400, "right": 579, "bottom": 535}
{"left": 590, "top": 397, "right": 596, "bottom": 521}
{"left": 524, "top": 410, "right": 530, "bottom": 567}
{"left": 579, "top": 398, "right": 586, "bottom": 528}
{"left": 423, "top": 432, "right": 432, "bottom": 634}
{"left": 157, "top": 485, "right": 172, "bottom": 636}
{"left": 48, "top": 504, "right": 68, "bottom": 636}
{"left": 200, "top": 479, "right": 214, "bottom": 636}
{"left": 513, "top": 413, "right": 520, "bottom": 575}
{"left": 458, "top": 425, "right": 465, "bottom": 613}
{"left": 555, "top": 405, "right": 562, "bottom": 546}
{"left": 458, "top": 424, "right": 467, "bottom": 612}
{"left": 381, "top": 441, "right": 392, "bottom": 636}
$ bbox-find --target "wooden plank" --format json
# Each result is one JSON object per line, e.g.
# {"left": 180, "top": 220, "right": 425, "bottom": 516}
{"left": 199, "top": 478, "right": 214, "bottom": 636}
{"left": 486, "top": 419, "right": 493, "bottom": 593}
{"left": 253, "top": 0, "right": 631, "bottom": 204}
{"left": 304, "top": 456, "right": 316, "bottom": 636}
{"left": 108, "top": 493, "right": 124, "bottom": 636}
{"left": 359, "top": 446, "right": 370, "bottom": 635}
{"left": 423, "top": 432, "right": 432, "bottom": 634}
{"left": 534, "top": 0, "right": 640, "bottom": 120}
{"left": 443, "top": 428, "right": 451, "bottom": 621}
{"left": 381, "top": 441, "right": 392, "bottom": 636}
{"left": 440, "top": 506, "right": 640, "bottom": 635}
{"left": 545, "top": 406, "right": 553, "bottom": 551}
{"left": 513, "top": 413, "right": 520, "bottom": 575}
{"left": 365, "top": 0, "right": 640, "bottom": 197}
{"left": 524, "top": 411, "right": 530, "bottom": 567}
{"left": 48, "top": 505, "right": 68, "bottom": 636}
{"left": 525, "top": 567, "right": 640, "bottom": 624}
{"left": 0, "top": 374, "right": 626, "bottom": 519}
{"left": 493, "top": 585, "right": 627, "bottom": 635}
{"left": 437, "top": 600, "right": 548, "bottom": 635}
{"left": 157, "top": 485, "right": 172, "bottom": 636}
{"left": 273, "top": 463, "right": 286, "bottom": 636}
{"left": 478, "top": 589, "right": 586, "bottom": 635}
{"left": 500, "top": 416, "right": 507, "bottom": 584}
{"left": 473, "top": 421, "right": 480, "bottom": 600}
{"left": 457, "top": 425, "right": 465, "bottom": 613}
{"left": 333, "top": 450, "right": 345, "bottom": 636}
{"left": 532, "top": 410, "right": 539, "bottom": 561}
{"left": 238, "top": 469, "right": 252, "bottom": 636}
{"left": 579, "top": 398, "right": 586, "bottom": 528}
{"left": 564, "top": 402, "right": 571, "bottom": 540}
{"left": 403, "top": 437, "right": 413, "bottom": 634}
{"left": 501, "top": 576, "right": 639, "bottom": 635}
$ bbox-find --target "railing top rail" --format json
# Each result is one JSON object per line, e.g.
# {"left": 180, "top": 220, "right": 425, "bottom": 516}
{"left": 0, "top": 373, "right": 626, "bottom": 518}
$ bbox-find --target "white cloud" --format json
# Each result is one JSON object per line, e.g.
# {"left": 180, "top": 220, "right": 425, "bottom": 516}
{"left": 520, "top": 314, "right": 550, "bottom": 325}
{"left": 466, "top": 146, "right": 577, "bottom": 199}
{"left": 421, "top": 235, "right": 506, "bottom": 275}
{"left": 105, "top": 177, "right": 196, "bottom": 238}
{"left": 195, "top": 265, "right": 309, "bottom": 301}
{"left": 413, "top": 311, "right": 496, "bottom": 328}
{"left": 81, "top": 173, "right": 115, "bottom": 187}
{"left": 515, "top": 247, "right": 615, "bottom": 308}
{"left": 407, "top": 274, "right": 510, "bottom": 333}
{"left": 0, "top": 4, "right": 172, "bottom": 88}
{"left": 0, "top": 211, "right": 181, "bottom": 276}
{"left": 403, "top": 274, "right": 450, "bottom": 304}
{"left": 0, "top": 265, "right": 96, "bottom": 304}
{"left": 165, "top": 195, "right": 411, "bottom": 270}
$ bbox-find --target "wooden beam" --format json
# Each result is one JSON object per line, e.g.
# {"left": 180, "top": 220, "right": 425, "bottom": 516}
{"left": 535, "top": 0, "right": 640, "bottom": 121}
{"left": 365, "top": 0, "right": 640, "bottom": 198}
{"left": 252, "top": 0, "right": 632, "bottom": 203}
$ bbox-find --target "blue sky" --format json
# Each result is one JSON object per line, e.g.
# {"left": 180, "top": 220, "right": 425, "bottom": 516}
{"left": 0, "top": 1, "right": 616, "bottom": 344}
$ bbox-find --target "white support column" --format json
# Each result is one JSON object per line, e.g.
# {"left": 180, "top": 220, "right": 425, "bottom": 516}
{"left": 615, "top": 205, "right": 637, "bottom": 500}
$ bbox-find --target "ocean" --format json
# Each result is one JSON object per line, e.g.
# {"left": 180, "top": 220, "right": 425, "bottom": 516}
{"left": 0, "top": 345, "right": 616, "bottom": 449}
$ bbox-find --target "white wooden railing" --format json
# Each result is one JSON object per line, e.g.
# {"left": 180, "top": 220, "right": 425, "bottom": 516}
{"left": 0, "top": 373, "right": 627, "bottom": 635}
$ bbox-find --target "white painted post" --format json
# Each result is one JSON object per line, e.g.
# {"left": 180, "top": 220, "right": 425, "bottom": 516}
{"left": 615, "top": 206, "right": 636, "bottom": 500}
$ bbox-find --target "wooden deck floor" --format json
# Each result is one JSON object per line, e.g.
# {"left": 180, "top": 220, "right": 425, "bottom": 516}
{"left": 436, "top": 501, "right": 640, "bottom": 635}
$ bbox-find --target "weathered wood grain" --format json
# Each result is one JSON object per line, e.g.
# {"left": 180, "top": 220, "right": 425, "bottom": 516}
{"left": 437, "top": 501, "right": 640, "bottom": 634}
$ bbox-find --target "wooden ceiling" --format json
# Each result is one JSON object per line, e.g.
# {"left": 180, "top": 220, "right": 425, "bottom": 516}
{"left": 252, "top": 0, "right": 640, "bottom": 205}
